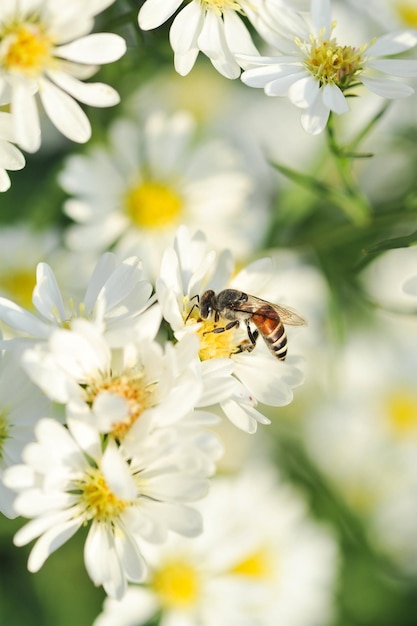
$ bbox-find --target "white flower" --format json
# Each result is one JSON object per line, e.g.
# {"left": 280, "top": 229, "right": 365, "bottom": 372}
{"left": 3, "top": 415, "right": 216, "bottom": 599}
{"left": 0, "top": 112, "right": 25, "bottom": 190}
{"left": 93, "top": 466, "right": 338, "bottom": 626}
{"left": 0, "top": 346, "right": 51, "bottom": 518}
{"left": 0, "top": 252, "right": 156, "bottom": 348}
{"left": 137, "top": 0, "right": 261, "bottom": 78}
{"left": 240, "top": 0, "right": 417, "bottom": 134}
{"left": 58, "top": 110, "right": 264, "bottom": 278}
{"left": 156, "top": 226, "right": 305, "bottom": 433}
{"left": 303, "top": 326, "right": 417, "bottom": 573}
{"left": 0, "top": 0, "right": 126, "bottom": 152}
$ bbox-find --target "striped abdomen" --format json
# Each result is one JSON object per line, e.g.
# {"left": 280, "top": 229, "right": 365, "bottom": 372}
{"left": 251, "top": 306, "right": 287, "bottom": 361}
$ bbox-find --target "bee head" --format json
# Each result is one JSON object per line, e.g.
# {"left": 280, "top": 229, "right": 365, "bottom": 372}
{"left": 199, "top": 290, "right": 216, "bottom": 319}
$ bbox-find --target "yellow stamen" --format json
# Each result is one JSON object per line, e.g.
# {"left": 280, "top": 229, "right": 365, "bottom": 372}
{"left": 299, "top": 23, "right": 365, "bottom": 89}
{"left": 151, "top": 559, "right": 200, "bottom": 609}
{"left": 1, "top": 24, "right": 53, "bottom": 76}
{"left": 0, "top": 269, "right": 36, "bottom": 309}
{"left": 386, "top": 390, "right": 417, "bottom": 436}
{"left": 395, "top": 2, "right": 417, "bottom": 27}
{"left": 230, "top": 547, "right": 273, "bottom": 579}
{"left": 78, "top": 468, "right": 129, "bottom": 522}
{"left": 83, "top": 371, "right": 152, "bottom": 439}
{"left": 125, "top": 181, "right": 183, "bottom": 230}
{"left": 200, "top": 0, "right": 244, "bottom": 16}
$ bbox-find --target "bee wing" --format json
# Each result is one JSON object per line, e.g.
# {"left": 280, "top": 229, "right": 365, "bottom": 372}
{"left": 272, "top": 303, "right": 307, "bottom": 326}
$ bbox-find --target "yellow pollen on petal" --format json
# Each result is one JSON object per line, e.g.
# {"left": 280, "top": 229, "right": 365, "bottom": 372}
{"left": 0, "top": 269, "right": 36, "bottom": 309}
{"left": 125, "top": 181, "right": 183, "bottom": 230}
{"left": 83, "top": 371, "right": 152, "bottom": 439}
{"left": 386, "top": 390, "right": 417, "bottom": 436}
{"left": 300, "top": 24, "right": 365, "bottom": 89}
{"left": 230, "top": 547, "right": 273, "bottom": 580}
{"left": 78, "top": 468, "right": 130, "bottom": 522}
{"left": 1, "top": 23, "right": 54, "bottom": 76}
{"left": 151, "top": 559, "right": 201, "bottom": 609}
{"left": 200, "top": 0, "right": 244, "bottom": 16}
{"left": 395, "top": 1, "right": 417, "bottom": 27}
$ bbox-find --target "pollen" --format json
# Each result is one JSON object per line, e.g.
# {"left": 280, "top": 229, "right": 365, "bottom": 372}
{"left": 1, "top": 23, "right": 54, "bottom": 76}
{"left": 200, "top": 0, "right": 244, "bottom": 16}
{"left": 184, "top": 302, "right": 245, "bottom": 360}
{"left": 125, "top": 181, "right": 183, "bottom": 230}
{"left": 151, "top": 559, "right": 201, "bottom": 609}
{"left": 78, "top": 468, "right": 130, "bottom": 522}
{"left": 83, "top": 371, "right": 151, "bottom": 439}
{"left": 300, "top": 25, "right": 365, "bottom": 89}
{"left": 386, "top": 390, "right": 417, "bottom": 436}
{"left": 230, "top": 547, "right": 273, "bottom": 580}
{"left": 0, "top": 269, "right": 36, "bottom": 309}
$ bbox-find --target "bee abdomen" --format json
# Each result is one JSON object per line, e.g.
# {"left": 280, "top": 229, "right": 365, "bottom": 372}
{"left": 267, "top": 321, "right": 287, "bottom": 361}
{"left": 252, "top": 308, "right": 288, "bottom": 361}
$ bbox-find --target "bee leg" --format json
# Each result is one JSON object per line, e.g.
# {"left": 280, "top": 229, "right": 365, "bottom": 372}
{"left": 185, "top": 294, "right": 200, "bottom": 322}
{"left": 246, "top": 324, "right": 258, "bottom": 347}
{"left": 203, "top": 320, "right": 240, "bottom": 335}
{"left": 236, "top": 328, "right": 258, "bottom": 354}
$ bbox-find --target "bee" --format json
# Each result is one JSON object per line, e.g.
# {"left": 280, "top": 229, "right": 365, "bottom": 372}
{"left": 198, "top": 289, "right": 306, "bottom": 361}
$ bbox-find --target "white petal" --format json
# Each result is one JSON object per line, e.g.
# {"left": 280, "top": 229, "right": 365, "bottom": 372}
{"left": 403, "top": 275, "right": 417, "bottom": 296}
{"left": 288, "top": 75, "right": 320, "bottom": 108}
{"left": 0, "top": 297, "right": 52, "bottom": 338}
{"left": 322, "top": 83, "right": 349, "bottom": 114}
{"left": 38, "top": 78, "right": 91, "bottom": 143}
{"left": 12, "top": 84, "right": 41, "bottom": 153}
{"left": 170, "top": 2, "right": 203, "bottom": 56}
{"left": 361, "top": 75, "right": 415, "bottom": 98}
{"left": 0, "top": 169, "right": 10, "bottom": 191}
{"left": 139, "top": 0, "right": 183, "bottom": 30}
{"left": 234, "top": 355, "right": 295, "bottom": 405}
{"left": 300, "top": 94, "right": 330, "bottom": 134}
{"left": 55, "top": 34, "right": 126, "bottom": 64}
{"left": 32, "top": 262, "right": 66, "bottom": 323}
{"left": 220, "top": 398, "right": 260, "bottom": 433}
{"left": 47, "top": 70, "right": 120, "bottom": 107}
{"left": 101, "top": 440, "right": 137, "bottom": 501}
{"left": 223, "top": 9, "right": 258, "bottom": 57}
{"left": 311, "top": 0, "right": 332, "bottom": 37}
{"left": 27, "top": 518, "right": 81, "bottom": 572}
{"left": 143, "top": 473, "right": 208, "bottom": 501}
{"left": 367, "top": 29, "right": 417, "bottom": 56}
{"left": 367, "top": 58, "right": 417, "bottom": 78}
{"left": 0, "top": 140, "right": 25, "bottom": 170}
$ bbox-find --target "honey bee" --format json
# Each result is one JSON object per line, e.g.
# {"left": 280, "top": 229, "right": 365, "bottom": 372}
{"left": 198, "top": 289, "right": 307, "bottom": 361}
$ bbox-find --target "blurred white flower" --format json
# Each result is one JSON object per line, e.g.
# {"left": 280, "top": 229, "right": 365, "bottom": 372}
{"left": 0, "top": 0, "right": 126, "bottom": 152}
{"left": 240, "top": 0, "right": 417, "bottom": 134}
{"left": 0, "top": 112, "right": 25, "bottom": 190}
{"left": 0, "top": 252, "right": 155, "bottom": 348}
{"left": 303, "top": 326, "right": 417, "bottom": 572}
{"left": 3, "top": 413, "right": 217, "bottom": 599}
{"left": 0, "top": 346, "right": 51, "bottom": 518}
{"left": 93, "top": 465, "right": 338, "bottom": 626}
{"left": 343, "top": 0, "right": 417, "bottom": 31}
{"left": 59, "top": 110, "right": 267, "bottom": 278}
{"left": 156, "top": 226, "right": 305, "bottom": 433}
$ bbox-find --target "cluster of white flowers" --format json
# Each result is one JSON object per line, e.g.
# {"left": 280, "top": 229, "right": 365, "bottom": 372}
{"left": 0, "top": 226, "right": 307, "bottom": 603}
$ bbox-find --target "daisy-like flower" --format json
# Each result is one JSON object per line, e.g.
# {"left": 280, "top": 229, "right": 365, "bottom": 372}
{"left": 93, "top": 466, "right": 338, "bottom": 626}
{"left": 0, "top": 252, "right": 155, "bottom": 348}
{"left": 240, "top": 0, "right": 417, "bottom": 134}
{"left": 0, "top": 343, "right": 51, "bottom": 518}
{"left": 0, "top": 111, "right": 25, "bottom": 190}
{"left": 0, "top": 0, "right": 126, "bottom": 152}
{"left": 3, "top": 413, "right": 217, "bottom": 599}
{"left": 59, "top": 110, "right": 265, "bottom": 277}
{"left": 156, "top": 226, "right": 305, "bottom": 433}
{"left": 137, "top": 0, "right": 263, "bottom": 78}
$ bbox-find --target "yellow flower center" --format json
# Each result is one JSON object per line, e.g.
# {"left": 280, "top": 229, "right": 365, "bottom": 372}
{"left": 299, "top": 24, "right": 365, "bottom": 89}
{"left": 200, "top": 0, "right": 244, "bottom": 16}
{"left": 395, "top": 1, "right": 417, "bottom": 26}
{"left": 1, "top": 23, "right": 54, "bottom": 76}
{"left": 184, "top": 298, "right": 247, "bottom": 361}
{"left": 125, "top": 181, "right": 183, "bottom": 230}
{"left": 151, "top": 559, "right": 201, "bottom": 609}
{"left": 83, "top": 371, "right": 152, "bottom": 439}
{"left": 230, "top": 547, "right": 273, "bottom": 579}
{"left": 0, "top": 268, "right": 36, "bottom": 309}
{"left": 386, "top": 390, "right": 417, "bottom": 436}
{"left": 78, "top": 468, "right": 130, "bottom": 522}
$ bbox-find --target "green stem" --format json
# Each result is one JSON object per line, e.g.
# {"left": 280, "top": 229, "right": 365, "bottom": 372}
{"left": 326, "top": 113, "right": 373, "bottom": 226}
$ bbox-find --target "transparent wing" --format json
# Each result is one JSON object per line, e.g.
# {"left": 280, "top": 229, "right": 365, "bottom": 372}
{"left": 236, "top": 295, "right": 307, "bottom": 326}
